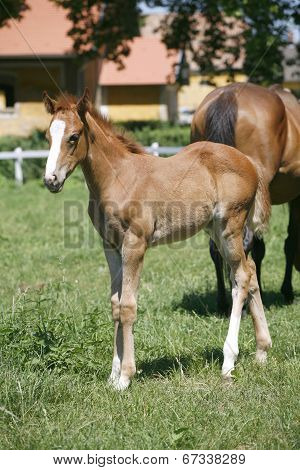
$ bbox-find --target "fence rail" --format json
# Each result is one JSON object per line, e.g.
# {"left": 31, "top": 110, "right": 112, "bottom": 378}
{"left": 0, "top": 143, "right": 183, "bottom": 184}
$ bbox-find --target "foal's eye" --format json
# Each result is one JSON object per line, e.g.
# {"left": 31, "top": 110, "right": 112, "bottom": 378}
{"left": 69, "top": 134, "right": 79, "bottom": 144}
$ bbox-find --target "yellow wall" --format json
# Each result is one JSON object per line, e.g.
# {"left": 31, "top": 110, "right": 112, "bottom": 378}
{"left": 0, "top": 62, "right": 64, "bottom": 136}
{"left": 178, "top": 73, "right": 247, "bottom": 110}
{"left": 283, "top": 81, "right": 300, "bottom": 90}
{"left": 0, "top": 90, "right": 5, "bottom": 110}
{"left": 0, "top": 103, "right": 50, "bottom": 137}
{"left": 104, "top": 85, "right": 163, "bottom": 121}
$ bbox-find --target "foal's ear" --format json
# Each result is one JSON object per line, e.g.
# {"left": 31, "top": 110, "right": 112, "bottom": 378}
{"left": 77, "top": 87, "right": 90, "bottom": 119}
{"left": 43, "top": 91, "right": 56, "bottom": 115}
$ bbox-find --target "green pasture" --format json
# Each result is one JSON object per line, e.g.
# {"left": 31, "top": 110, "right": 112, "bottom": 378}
{"left": 0, "top": 175, "right": 299, "bottom": 449}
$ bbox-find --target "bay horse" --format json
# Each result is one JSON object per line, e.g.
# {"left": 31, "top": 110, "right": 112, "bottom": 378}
{"left": 42, "top": 88, "right": 271, "bottom": 390}
{"left": 191, "top": 82, "right": 300, "bottom": 311}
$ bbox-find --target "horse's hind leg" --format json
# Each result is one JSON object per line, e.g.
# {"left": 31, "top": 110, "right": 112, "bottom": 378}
{"left": 281, "top": 197, "right": 300, "bottom": 303}
{"left": 209, "top": 238, "right": 229, "bottom": 313}
{"left": 251, "top": 236, "right": 265, "bottom": 294}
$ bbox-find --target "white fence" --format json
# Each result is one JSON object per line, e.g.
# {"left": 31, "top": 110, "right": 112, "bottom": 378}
{"left": 0, "top": 143, "right": 183, "bottom": 184}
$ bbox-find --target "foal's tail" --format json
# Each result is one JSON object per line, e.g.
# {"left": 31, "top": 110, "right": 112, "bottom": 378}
{"left": 248, "top": 164, "right": 271, "bottom": 237}
{"left": 204, "top": 89, "right": 238, "bottom": 146}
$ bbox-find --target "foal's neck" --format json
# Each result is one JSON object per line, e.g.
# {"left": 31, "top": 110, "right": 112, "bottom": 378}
{"left": 80, "top": 112, "right": 129, "bottom": 200}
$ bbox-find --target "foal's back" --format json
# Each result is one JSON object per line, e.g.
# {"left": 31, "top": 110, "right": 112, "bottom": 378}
{"left": 123, "top": 140, "right": 258, "bottom": 215}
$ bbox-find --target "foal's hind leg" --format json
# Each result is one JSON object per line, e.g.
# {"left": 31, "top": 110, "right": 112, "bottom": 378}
{"left": 117, "top": 231, "right": 146, "bottom": 390}
{"left": 216, "top": 223, "right": 251, "bottom": 380}
{"left": 243, "top": 226, "right": 265, "bottom": 295}
{"left": 248, "top": 258, "right": 272, "bottom": 363}
{"left": 209, "top": 239, "right": 230, "bottom": 313}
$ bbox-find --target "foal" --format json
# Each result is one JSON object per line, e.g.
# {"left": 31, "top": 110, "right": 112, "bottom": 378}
{"left": 43, "top": 89, "right": 272, "bottom": 390}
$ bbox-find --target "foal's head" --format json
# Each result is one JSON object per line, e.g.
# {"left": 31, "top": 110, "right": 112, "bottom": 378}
{"left": 43, "top": 88, "right": 90, "bottom": 192}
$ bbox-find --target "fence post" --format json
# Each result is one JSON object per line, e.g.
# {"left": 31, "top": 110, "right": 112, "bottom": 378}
{"left": 14, "top": 147, "right": 23, "bottom": 184}
{"left": 151, "top": 142, "right": 159, "bottom": 157}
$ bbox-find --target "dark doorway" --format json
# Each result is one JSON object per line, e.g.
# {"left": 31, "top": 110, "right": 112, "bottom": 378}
{"left": 0, "top": 83, "right": 15, "bottom": 107}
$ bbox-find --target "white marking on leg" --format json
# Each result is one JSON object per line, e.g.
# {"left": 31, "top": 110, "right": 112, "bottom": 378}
{"left": 222, "top": 286, "right": 241, "bottom": 378}
{"left": 108, "top": 356, "right": 121, "bottom": 387}
{"left": 115, "top": 376, "right": 130, "bottom": 391}
{"left": 45, "top": 119, "right": 66, "bottom": 179}
{"left": 108, "top": 319, "right": 123, "bottom": 388}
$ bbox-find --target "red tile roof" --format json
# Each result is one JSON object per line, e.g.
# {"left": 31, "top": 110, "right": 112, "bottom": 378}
{"left": 0, "top": 0, "right": 73, "bottom": 57}
{"left": 99, "top": 37, "right": 177, "bottom": 86}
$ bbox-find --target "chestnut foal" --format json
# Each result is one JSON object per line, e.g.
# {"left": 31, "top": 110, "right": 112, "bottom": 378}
{"left": 43, "top": 89, "right": 271, "bottom": 390}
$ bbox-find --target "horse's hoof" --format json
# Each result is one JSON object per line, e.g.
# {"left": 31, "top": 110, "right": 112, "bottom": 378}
{"left": 282, "top": 289, "right": 294, "bottom": 304}
{"left": 217, "top": 299, "right": 231, "bottom": 316}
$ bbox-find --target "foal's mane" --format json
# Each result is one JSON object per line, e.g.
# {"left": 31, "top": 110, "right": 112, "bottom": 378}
{"left": 55, "top": 93, "right": 145, "bottom": 155}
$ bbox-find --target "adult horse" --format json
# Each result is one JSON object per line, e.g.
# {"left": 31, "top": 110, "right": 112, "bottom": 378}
{"left": 42, "top": 88, "right": 271, "bottom": 390}
{"left": 191, "top": 82, "right": 300, "bottom": 312}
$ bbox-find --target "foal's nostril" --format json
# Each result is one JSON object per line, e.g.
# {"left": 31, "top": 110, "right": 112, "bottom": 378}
{"left": 44, "top": 174, "right": 57, "bottom": 184}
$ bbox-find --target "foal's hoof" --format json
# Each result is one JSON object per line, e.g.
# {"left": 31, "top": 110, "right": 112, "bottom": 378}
{"left": 109, "top": 376, "right": 131, "bottom": 391}
{"left": 221, "top": 367, "right": 235, "bottom": 385}
{"left": 222, "top": 373, "right": 234, "bottom": 386}
{"left": 255, "top": 350, "right": 268, "bottom": 364}
{"left": 108, "top": 372, "right": 120, "bottom": 388}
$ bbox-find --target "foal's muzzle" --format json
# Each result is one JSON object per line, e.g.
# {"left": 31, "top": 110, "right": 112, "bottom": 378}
{"left": 43, "top": 175, "right": 65, "bottom": 193}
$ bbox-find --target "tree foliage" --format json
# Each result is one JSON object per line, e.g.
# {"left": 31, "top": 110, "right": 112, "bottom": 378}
{"left": 0, "top": 0, "right": 29, "bottom": 27}
{"left": 0, "top": 0, "right": 299, "bottom": 84}
{"left": 52, "top": 0, "right": 141, "bottom": 66}
{"left": 146, "top": 0, "right": 300, "bottom": 84}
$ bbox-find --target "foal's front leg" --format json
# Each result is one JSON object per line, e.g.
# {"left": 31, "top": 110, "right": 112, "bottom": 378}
{"left": 115, "top": 231, "right": 146, "bottom": 391}
{"left": 103, "top": 243, "right": 123, "bottom": 386}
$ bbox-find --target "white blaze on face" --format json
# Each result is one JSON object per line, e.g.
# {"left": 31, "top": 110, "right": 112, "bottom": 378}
{"left": 45, "top": 119, "right": 66, "bottom": 179}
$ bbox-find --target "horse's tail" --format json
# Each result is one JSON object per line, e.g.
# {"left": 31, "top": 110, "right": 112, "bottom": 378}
{"left": 204, "top": 89, "right": 238, "bottom": 146}
{"left": 248, "top": 164, "right": 271, "bottom": 237}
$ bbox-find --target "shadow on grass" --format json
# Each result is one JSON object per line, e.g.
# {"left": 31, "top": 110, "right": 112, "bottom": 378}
{"left": 172, "top": 290, "right": 225, "bottom": 317}
{"left": 261, "top": 290, "right": 291, "bottom": 309}
{"left": 138, "top": 355, "right": 192, "bottom": 379}
{"left": 139, "top": 349, "right": 226, "bottom": 379}
{"left": 173, "top": 289, "right": 290, "bottom": 318}
{"left": 201, "top": 347, "right": 223, "bottom": 366}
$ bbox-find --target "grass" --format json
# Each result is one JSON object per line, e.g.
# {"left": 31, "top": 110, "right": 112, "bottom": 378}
{"left": 0, "top": 175, "right": 299, "bottom": 450}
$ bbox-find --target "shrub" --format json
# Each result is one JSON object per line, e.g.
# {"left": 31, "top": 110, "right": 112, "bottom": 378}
{"left": 0, "top": 130, "right": 48, "bottom": 180}
{"left": 118, "top": 121, "right": 190, "bottom": 147}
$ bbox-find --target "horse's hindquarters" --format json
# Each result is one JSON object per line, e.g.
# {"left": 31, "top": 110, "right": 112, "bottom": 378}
{"left": 270, "top": 172, "right": 300, "bottom": 205}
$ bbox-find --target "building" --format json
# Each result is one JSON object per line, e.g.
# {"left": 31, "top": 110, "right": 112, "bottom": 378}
{"left": 97, "top": 36, "right": 177, "bottom": 122}
{"left": 283, "top": 27, "right": 300, "bottom": 95}
{"left": 0, "top": 2, "right": 178, "bottom": 135}
{"left": 0, "top": 3, "right": 298, "bottom": 137}
{"left": 0, "top": 0, "right": 99, "bottom": 136}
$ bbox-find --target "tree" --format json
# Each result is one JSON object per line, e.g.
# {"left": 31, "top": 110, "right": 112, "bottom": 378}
{"left": 146, "top": 0, "right": 300, "bottom": 85}
{"left": 1, "top": 0, "right": 299, "bottom": 84}
{"left": 52, "top": 0, "right": 141, "bottom": 67}
{"left": 0, "top": 0, "right": 29, "bottom": 27}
